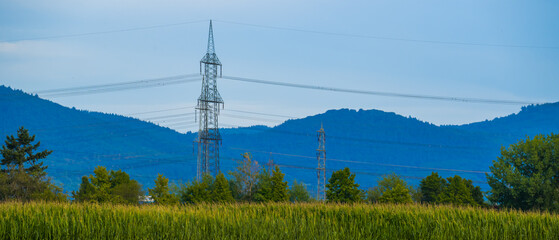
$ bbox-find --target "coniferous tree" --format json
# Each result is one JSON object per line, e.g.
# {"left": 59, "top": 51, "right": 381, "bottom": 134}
{"left": 148, "top": 174, "right": 179, "bottom": 205}
{"left": 1, "top": 127, "right": 51, "bottom": 178}
{"left": 211, "top": 172, "right": 234, "bottom": 203}
{"left": 325, "top": 168, "right": 360, "bottom": 203}
{"left": 270, "top": 166, "right": 289, "bottom": 202}
{"left": 0, "top": 127, "right": 67, "bottom": 201}
{"left": 254, "top": 169, "right": 272, "bottom": 202}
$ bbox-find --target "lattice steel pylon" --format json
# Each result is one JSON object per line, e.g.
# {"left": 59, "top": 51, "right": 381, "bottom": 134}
{"left": 316, "top": 123, "right": 326, "bottom": 201}
{"left": 196, "top": 20, "right": 224, "bottom": 180}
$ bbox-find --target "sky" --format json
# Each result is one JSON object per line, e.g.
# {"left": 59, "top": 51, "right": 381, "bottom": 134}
{"left": 1, "top": 0, "right": 558, "bottom": 132}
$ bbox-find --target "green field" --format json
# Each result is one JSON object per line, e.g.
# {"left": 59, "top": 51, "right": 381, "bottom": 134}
{"left": 0, "top": 202, "right": 558, "bottom": 239}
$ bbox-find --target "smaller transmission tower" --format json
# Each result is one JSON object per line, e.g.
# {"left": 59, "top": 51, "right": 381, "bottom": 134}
{"left": 316, "top": 123, "right": 326, "bottom": 201}
{"left": 266, "top": 152, "right": 275, "bottom": 173}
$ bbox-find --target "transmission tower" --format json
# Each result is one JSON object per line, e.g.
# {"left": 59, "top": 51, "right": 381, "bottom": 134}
{"left": 316, "top": 123, "right": 326, "bottom": 201}
{"left": 196, "top": 20, "right": 224, "bottom": 180}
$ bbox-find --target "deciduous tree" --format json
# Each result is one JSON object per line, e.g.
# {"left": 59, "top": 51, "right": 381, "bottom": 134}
{"left": 73, "top": 166, "right": 143, "bottom": 204}
{"left": 288, "top": 180, "right": 311, "bottom": 202}
{"left": 326, "top": 168, "right": 360, "bottom": 203}
{"left": 229, "top": 153, "right": 261, "bottom": 201}
{"left": 437, "top": 175, "right": 476, "bottom": 206}
{"left": 420, "top": 172, "right": 445, "bottom": 203}
{"left": 487, "top": 134, "right": 559, "bottom": 211}
{"left": 376, "top": 173, "right": 413, "bottom": 204}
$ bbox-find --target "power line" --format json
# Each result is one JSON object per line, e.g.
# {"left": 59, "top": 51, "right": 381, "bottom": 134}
{"left": 220, "top": 123, "right": 490, "bottom": 151}
{"left": 36, "top": 75, "right": 201, "bottom": 98}
{"left": 214, "top": 19, "right": 559, "bottom": 50}
{"left": 4, "top": 19, "right": 208, "bottom": 42}
{"left": 225, "top": 158, "right": 488, "bottom": 185}
{"left": 228, "top": 147, "right": 490, "bottom": 174}
{"left": 124, "top": 106, "right": 195, "bottom": 116}
{"left": 224, "top": 108, "right": 298, "bottom": 119}
{"left": 35, "top": 74, "right": 198, "bottom": 94}
{"left": 142, "top": 112, "right": 196, "bottom": 121}
{"left": 221, "top": 75, "right": 541, "bottom": 105}
{"left": 8, "top": 73, "right": 542, "bottom": 105}
{"left": 221, "top": 113, "right": 283, "bottom": 123}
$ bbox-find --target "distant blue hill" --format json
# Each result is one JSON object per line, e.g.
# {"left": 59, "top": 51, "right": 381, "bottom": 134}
{"left": 1, "top": 85, "right": 558, "bottom": 195}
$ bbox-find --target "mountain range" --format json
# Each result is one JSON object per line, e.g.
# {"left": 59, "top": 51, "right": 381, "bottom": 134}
{"left": 1, "top": 85, "right": 558, "bottom": 194}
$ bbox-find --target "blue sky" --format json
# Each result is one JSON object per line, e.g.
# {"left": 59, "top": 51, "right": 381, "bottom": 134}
{"left": 1, "top": 0, "right": 558, "bottom": 132}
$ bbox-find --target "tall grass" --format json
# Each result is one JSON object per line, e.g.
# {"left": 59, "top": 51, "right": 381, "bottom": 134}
{"left": 0, "top": 202, "right": 558, "bottom": 239}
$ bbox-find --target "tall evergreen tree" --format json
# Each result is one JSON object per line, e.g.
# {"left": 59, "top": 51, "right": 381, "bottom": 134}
{"left": 212, "top": 172, "right": 234, "bottom": 203}
{"left": 325, "top": 168, "right": 360, "bottom": 203}
{"left": 0, "top": 127, "right": 66, "bottom": 201}
{"left": 254, "top": 169, "right": 272, "bottom": 202}
{"left": 148, "top": 174, "right": 179, "bottom": 205}
{"left": 270, "top": 166, "right": 289, "bottom": 202}
{"left": 1, "top": 127, "right": 51, "bottom": 178}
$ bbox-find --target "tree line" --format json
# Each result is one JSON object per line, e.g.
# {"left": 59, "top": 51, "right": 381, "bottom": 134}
{"left": 1, "top": 127, "right": 558, "bottom": 212}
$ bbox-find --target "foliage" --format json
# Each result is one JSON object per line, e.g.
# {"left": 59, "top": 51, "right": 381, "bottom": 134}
{"left": 0, "top": 127, "right": 67, "bottom": 201}
{"left": 212, "top": 172, "right": 234, "bottom": 203}
{"left": 3, "top": 84, "right": 559, "bottom": 194}
{"left": 325, "top": 168, "right": 360, "bottom": 203}
{"left": 375, "top": 173, "right": 413, "bottom": 204}
{"left": 470, "top": 184, "right": 485, "bottom": 206}
{"left": 228, "top": 153, "right": 261, "bottom": 201}
{"left": 288, "top": 180, "right": 311, "bottom": 202}
{"left": 366, "top": 186, "right": 382, "bottom": 203}
{"left": 1, "top": 127, "right": 51, "bottom": 177}
{"left": 420, "top": 172, "right": 445, "bottom": 203}
{"left": 72, "top": 166, "right": 143, "bottom": 204}
{"left": 179, "top": 174, "right": 213, "bottom": 204}
{"left": 2, "top": 202, "right": 559, "bottom": 239}
{"left": 148, "top": 174, "right": 179, "bottom": 205}
{"left": 437, "top": 175, "right": 477, "bottom": 206}
{"left": 178, "top": 173, "right": 234, "bottom": 204}
{"left": 270, "top": 166, "right": 289, "bottom": 202}
{"left": 253, "top": 169, "right": 272, "bottom": 202}
{"left": 487, "top": 133, "right": 559, "bottom": 212}
{"left": 409, "top": 186, "right": 423, "bottom": 203}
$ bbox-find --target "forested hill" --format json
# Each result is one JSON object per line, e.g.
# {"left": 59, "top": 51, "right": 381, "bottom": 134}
{"left": 1, "top": 85, "right": 558, "bottom": 193}
{"left": 0, "top": 86, "right": 194, "bottom": 191}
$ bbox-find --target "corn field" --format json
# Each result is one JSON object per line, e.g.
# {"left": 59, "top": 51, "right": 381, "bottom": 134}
{"left": 0, "top": 202, "right": 558, "bottom": 239}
